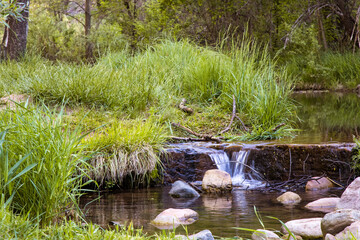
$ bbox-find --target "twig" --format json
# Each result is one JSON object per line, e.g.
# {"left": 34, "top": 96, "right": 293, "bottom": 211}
{"left": 170, "top": 136, "right": 223, "bottom": 142}
{"left": 178, "top": 98, "right": 193, "bottom": 114}
{"left": 302, "top": 153, "right": 309, "bottom": 173}
{"left": 178, "top": 178, "right": 203, "bottom": 193}
{"left": 220, "top": 95, "right": 236, "bottom": 134}
{"left": 288, "top": 148, "right": 292, "bottom": 181}
{"left": 272, "top": 123, "right": 285, "bottom": 132}
{"left": 171, "top": 123, "right": 223, "bottom": 142}
{"left": 235, "top": 114, "right": 249, "bottom": 132}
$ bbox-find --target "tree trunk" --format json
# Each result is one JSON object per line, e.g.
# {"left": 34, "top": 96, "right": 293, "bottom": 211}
{"left": 85, "top": 0, "right": 94, "bottom": 61}
{"left": 317, "top": 6, "right": 328, "bottom": 50}
{"left": 336, "top": 0, "right": 355, "bottom": 44}
{"left": 1, "top": 0, "right": 30, "bottom": 60}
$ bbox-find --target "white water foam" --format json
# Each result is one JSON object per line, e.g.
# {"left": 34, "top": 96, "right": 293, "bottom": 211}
{"left": 209, "top": 150, "right": 265, "bottom": 189}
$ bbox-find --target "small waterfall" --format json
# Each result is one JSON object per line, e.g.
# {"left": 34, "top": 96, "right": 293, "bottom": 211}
{"left": 209, "top": 150, "right": 264, "bottom": 189}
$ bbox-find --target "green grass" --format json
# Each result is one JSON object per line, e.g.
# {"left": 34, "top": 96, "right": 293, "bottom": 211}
{"left": 0, "top": 38, "right": 296, "bottom": 140}
{"left": 0, "top": 105, "right": 90, "bottom": 225}
{"left": 285, "top": 51, "right": 360, "bottom": 90}
{"left": 83, "top": 116, "right": 167, "bottom": 188}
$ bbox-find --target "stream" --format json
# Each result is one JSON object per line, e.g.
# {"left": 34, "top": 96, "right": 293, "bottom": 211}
{"left": 80, "top": 92, "right": 360, "bottom": 238}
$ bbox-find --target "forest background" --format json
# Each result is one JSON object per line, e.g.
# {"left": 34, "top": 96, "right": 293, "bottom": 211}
{"left": 1, "top": 1, "right": 360, "bottom": 239}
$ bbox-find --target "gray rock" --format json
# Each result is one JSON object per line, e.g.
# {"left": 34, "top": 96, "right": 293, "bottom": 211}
{"left": 324, "top": 233, "right": 336, "bottom": 240}
{"left": 334, "top": 221, "right": 360, "bottom": 240}
{"left": 337, "top": 177, "right": 360, "bottom": 210}
{"left": 189, "top": 230, "right": 214, "bottom": 240}
{"left": 169, "top": 180, "right": 200, "bottom": 198}
{"left": 276, "top": 192, "right": 301, "bottom": 205}
{"left": 175, "top": 230, "right": 214, "bottom": 240}
{"left": 305, "top": 177, "right": 334, "bottom": 191}
{"left": 281, "top": 218, "right": 323, "bottom": 239}
{"left": 305, "top": 197, "right": 340, "bottom": 213}
{"left": 251, "top": 229, "right": 280, "bottom": 240}
{"left": 321, "top": 209, "right": 360, "bottom": 236}
{"left": 202, "top": 169, "right": 232, "bottom": 193}
{"left": 151, "top": 208, "right": 199, "bottom": 229}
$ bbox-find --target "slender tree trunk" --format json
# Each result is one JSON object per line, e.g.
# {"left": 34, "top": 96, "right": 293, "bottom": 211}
{"left": 85, "top": 0, "right": 94, "bottom": 61}
{"left": 317, "top": 7, "right": 328, "bottom": 50}
{"left": 1, "top": 0, "right": 30, "bottom": 60}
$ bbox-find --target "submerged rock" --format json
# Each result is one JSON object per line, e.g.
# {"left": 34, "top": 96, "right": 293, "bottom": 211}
{"left": 281, "top": 218, "right": 323, "bottom": 239}
{"left": 251, "top": 229, "right": 280, "bottom": 240}
{"left": 305, "top": 197, "right": 340, "bottom": 213}
{"left": 202, "top": 169, "right": 232, "bottom": 193}
{"left": 151, "top": 208, "right": 198, "bottom": 229}
{"left": 321, "top": 209, "right": 360, "bottom": 236}
{"left": 169, "top": 180, "right": 200, "bottom": 198}
{"left": 305, "top": 177, "right": 334, "bottom": 191}
{"left": 337, "top": 177, "right": 360, "bottom": 210}
{"left": 276, "top": 192, "right": 301, "bottom": 205}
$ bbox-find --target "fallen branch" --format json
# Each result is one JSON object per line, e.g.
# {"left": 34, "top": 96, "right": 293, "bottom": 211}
{"left": 170, "top": 136, "right": 223, "bottom": 142}
{"left": 220, "top": 95, "right": 236, "bottom": 134}
{"left": 171, "top": 122, "right": 223, "bottom": 142}
{"left": 178, "top": 98, "right": 193, "bottom": 114}
{"left": 272, "top": 123, "right": 285, "bottom": 132}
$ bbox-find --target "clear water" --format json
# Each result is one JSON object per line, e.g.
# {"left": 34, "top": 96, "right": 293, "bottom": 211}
{"left": 80, "top": 187, "right": 342, "bottom": 238}
{"left": 80, "top": 92, "right": 359, "bottom": 238}
{"left": 287, "top": 91, "right": 360, "bottom": 143}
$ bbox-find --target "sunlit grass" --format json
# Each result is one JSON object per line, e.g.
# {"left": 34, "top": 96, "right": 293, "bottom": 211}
{"left": 0, "top": 38, "right": 295, "bottom": 140}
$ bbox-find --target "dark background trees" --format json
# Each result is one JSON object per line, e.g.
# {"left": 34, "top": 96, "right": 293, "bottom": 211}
{"left": 2, "top": 0, "right": 360, "bottom": 61}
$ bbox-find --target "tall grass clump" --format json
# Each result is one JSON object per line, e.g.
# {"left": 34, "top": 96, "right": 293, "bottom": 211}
{"left": 0, "top": 38, "right": 296, "bottom": 140}
{"left": 0, "top": 104, "right": 90, "bottom": 225}
{"left": 321, "top": 52, "right": 360, "bottom": 89}
{"left": 83, "top": 117, "right": 167, "bottom": 188}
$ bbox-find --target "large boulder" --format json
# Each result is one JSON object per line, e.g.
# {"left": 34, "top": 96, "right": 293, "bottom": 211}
{"left": 151, "top": 208, "right": 199, "bottom": 229}
{"left": 276, "top": 192, "right": 301, "bottom": 205}
{"left": 305, "top": 177, "right": 334, "bottom": 191}
{"left": 202, "top": 169, "right": 232, "bottom": 193}
{"left": 333, "top": 221, "right": 360, "bottom": 240}
{"left": 281, "top": 218, "right": 323, "bottom": 239}
{"left": 304, "top": 197, "right": 340, "bottom": 213}
{"left": 169, "top": 180, "right": 200, "bottom": 198}
{"left": 252, "top": 229, "right": 280, "bottom": 240}
{"left": 321, "top": 209, "right": 360, "bottom": 236}
{"left": 337, "top": 177, "right": 360, "bottom": 210}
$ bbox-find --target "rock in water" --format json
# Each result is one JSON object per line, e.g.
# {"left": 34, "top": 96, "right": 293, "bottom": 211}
{"left": 321, "top": 209, "right": 360, "bottom": 236}
{"left": 252, "top": 229, "right": 280, "bottom": 240}
{"left": 281, "top": 218, "right": 323, "bottom": 239}
{"left": 151, "top": 208, "right": 198, "bottom": 229}
{"left": 306, "top": 177, "right": 334, "bottom": 191}
{"left": 169, "top": 180, "right": 200, "bottom": 198}
{"left": 305, "top": 197, "right": 340, "bottom": 213}
{"left": 276, "top": 192, "right": 301, "bottom": 205}
{"left": 337, "top": 177, "right": 360, "bottom": 210}
{"left": 176, "top": 230, "right": 214, "bottom": 240}
{"left": 189, "top": 230, "right": 214, "bottom": 240}
{"left": 202, "top": 169, "right": 232, "bottom": 193}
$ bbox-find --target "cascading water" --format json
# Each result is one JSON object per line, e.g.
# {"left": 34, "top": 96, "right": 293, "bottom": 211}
{"left": 209, "top": 149, "right": 265, "bottom": 189}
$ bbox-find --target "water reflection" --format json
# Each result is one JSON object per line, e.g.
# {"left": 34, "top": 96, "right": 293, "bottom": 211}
{"left": 287, "top": 92, "right": 360, "bottom": 143}
{"left": 80, "top": 187, "right": 342, "bottom": 238}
